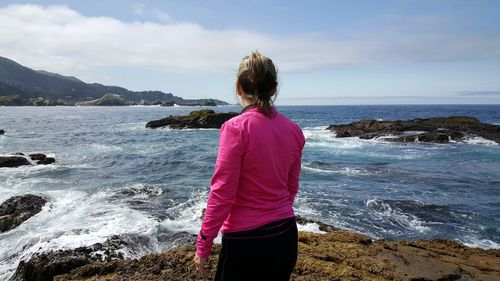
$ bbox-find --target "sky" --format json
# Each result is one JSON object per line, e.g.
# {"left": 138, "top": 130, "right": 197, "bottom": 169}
{"left": 1, "top": 0, "right": 500, "bottom": 105}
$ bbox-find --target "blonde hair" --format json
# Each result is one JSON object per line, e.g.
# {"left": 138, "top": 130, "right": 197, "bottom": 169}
{"left": 237, "top": 51, "right": 278, "bottom": 117}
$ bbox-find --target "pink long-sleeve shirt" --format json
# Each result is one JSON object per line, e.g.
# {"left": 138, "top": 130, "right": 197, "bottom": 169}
{"left": 196, "top": 106, "right": 305, "bottom": 258}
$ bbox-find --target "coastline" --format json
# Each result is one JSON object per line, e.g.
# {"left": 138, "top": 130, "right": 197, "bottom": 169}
{"left": 2, "top": 106, "right": 500, "bottom": 280}
{"left": 50, "top": 228, "right": 500, "bottom": 281}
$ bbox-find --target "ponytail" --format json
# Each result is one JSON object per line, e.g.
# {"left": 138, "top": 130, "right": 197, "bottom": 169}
{"left": 237, "top": 51, "right": 278, "bottom": 117}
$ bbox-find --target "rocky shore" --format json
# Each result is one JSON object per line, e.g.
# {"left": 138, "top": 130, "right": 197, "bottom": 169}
{"left": 4, "top": 204, "right": 497, "bottom": 281}
{"left": 46, "top": 229, "right": 500, "bottom": 281}
{"left": 146, "top": 110, "right": 238, "bottom": 129}
{"left": 0, "top": 153, "right": 55, "bottom": 168}
{"left": 327, "top": 116, "right": 500, "bottom": 144}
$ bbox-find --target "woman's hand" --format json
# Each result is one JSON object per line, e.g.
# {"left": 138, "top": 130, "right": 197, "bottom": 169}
{"left": 194, "top": 253, "right": 210, "bottom": 275}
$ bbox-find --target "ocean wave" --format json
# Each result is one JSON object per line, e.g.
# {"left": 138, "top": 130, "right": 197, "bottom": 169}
{"left": 0, "top": 189, "right": 158, "bottom": 280}
{"left": 461, "top": 236, "right": 500, "bottom": 249}
{"left": 461, "top": 136, "right": 498, "bottom": 146}
{"left": 118, "top": 184, "right": 164, "bottom": 199}
{"left": 160, "top": 188, "right": 207, "bottom": 234}
{"left": 365, "top": 199, "right": 431, "bottom": 233}
{"left": 301, "top": 162, "right": 370, "bottom": 177}
{"left": 87, "top": 143, "right": 124, "bottom": 152}
{"left": 297, "top": 223, "right": 326, "bottom": 234}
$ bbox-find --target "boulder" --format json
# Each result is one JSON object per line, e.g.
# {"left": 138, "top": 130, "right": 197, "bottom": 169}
{"left": 0, "top": 195, "right": 47, "bottom": 233}
{"left": 28, "top": 153, "right": 46, "bottom": 161}
{"left": 0, "top": 129, "right": 4, "bottom": 135}
{"left": 1, "top": 153, "right": 56, "bottom": 168}
{"left": 146, "top": 110, "right": 238, "bottom": 129}
{"left": 13, "top": 235, "right": 128, "bottom": 281}
{"left": 327, "top": 116, "right": 500, "bottom": 144}
{"left": 37, "top": 157, "right": 56, "bottom": 165}
{"left": 0, "top": 156, "right": 31, "bottom": 168}
{"left": 295, "top": 215, "right": 338, "bottom": 233}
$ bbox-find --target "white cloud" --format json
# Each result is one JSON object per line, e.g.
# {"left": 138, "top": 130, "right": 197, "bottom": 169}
{"left": 0, "top": 4, "right": 499, "bottom": 80}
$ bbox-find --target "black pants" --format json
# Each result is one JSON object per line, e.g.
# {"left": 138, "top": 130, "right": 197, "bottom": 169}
{"left": 214, "top": 216, "right": 298, "bottom": 281}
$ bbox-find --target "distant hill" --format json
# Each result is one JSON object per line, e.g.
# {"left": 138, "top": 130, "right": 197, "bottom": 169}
{"left": 0, "top": 56, "right": 228, "bottom": 106}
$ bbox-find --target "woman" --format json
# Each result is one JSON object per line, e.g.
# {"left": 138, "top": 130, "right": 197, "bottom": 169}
{"left": 194, "top": 51, "right": 305, "bottom": 281}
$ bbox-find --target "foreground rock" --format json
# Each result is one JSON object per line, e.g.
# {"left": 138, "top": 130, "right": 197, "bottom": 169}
{"left": 0, "top": 195, "right": 47, "bottom": 233}
{"left": 0, "top": 153, "right": 55, "bottom": 168}
{"left": 13, "top": 232, "right": 197, "bottom": 281}
{"left": 53, "top": 229, "right": 500, "bottom": 281}
{"left": 146, "top": 110, "right": 238, "bottom": 129}
{"left": 327, "top": 116, "right": 500, "bottom": 144}
{"left": 13, "top": 235, "right": 128, "bottom": 281}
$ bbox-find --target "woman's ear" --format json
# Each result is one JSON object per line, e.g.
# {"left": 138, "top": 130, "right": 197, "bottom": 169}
{"left": 236, "top": 84, "right": 243, "bottom": 97}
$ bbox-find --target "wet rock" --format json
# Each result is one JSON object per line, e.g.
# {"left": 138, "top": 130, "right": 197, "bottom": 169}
{"left": 55, "top": 230, "right": 500, "bottom": 281}
{"left": 327, "top": 116, "right": 500, "bottom": 144}
{"left": 146, "top": 110, "right": 238, "bottom": 129}
{"left": 0, "top": 129, "right": 4, "bottom": 135}
{"left": 0, "top": 156, "right": 31, "bottom": 168}
{"left": 37, "top": 157, "right": 56, "bottom": 165}
{"left": 1, "top": 153, "right": 55, "bottom": 167}
{"left": 0, "top": 195, "right": 47, "bottom": 233}
{"left": 29, "top": 153, "right": 56, "bottom": 165}
{"left": 28, "top": 153, "right": 47, "bottom": 161}
{"left": 295, "top": 215, "right": 338, "bottom": 232}
{"left": 28, "top": 153, "right": 55, "bottom": 165}
{"left": 13, "top": 235, "right": 128, "bottom": 281}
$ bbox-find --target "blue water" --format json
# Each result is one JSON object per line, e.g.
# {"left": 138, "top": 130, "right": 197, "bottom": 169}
{"left": 1, "top": 105, "right": 499, "bottom": 279}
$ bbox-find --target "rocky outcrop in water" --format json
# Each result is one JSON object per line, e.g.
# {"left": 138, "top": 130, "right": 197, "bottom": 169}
{"left": 0, "top": 153, "right": 55, "bottom": 168}
{"left": 327, "top": 116, "right": 500, "bottom": 144}
{"left": 53, "top": 228, "right": 500, "bottom": 281}
{"left": 0, "top": 156, "right": 31, "bottom": 168}
{"left": 146, "top": 110, "right": 238, "bottom": 129}
{"left": 0, "top": 195, "right": 47, "bottom": 233}
{"left": 0, "top": 129, "right": 4, "bottom": 135}
{"left": 76, "top": 93, "right": 129, "bottom": 106}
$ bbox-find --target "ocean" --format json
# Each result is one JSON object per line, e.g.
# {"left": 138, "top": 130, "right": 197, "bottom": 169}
{"left": 1, "top": 105, "right": 499, "bottom": 279}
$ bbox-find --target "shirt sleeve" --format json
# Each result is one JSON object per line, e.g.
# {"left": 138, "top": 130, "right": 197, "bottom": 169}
{"left": 287, "top": 129, "right": 305, "bottom": 203}
{"left": 196, "top": 121, "right": 245, "bottom": 258}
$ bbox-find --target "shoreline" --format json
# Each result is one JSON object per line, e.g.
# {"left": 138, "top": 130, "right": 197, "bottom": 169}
{"left": 48, "top": 228, "right": 500, "bottom": 281}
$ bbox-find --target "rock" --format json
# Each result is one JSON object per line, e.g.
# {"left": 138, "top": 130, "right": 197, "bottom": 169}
{"left": 1, "top": 153, "right": 55, "bottom": 167}
{"left": 161, "top": 101, "right": 174, "bottom": 106}
{"left": 76, "top": 93, "right": 128, "bottom": 106}
{"left": 295, "top": 215, "right": 338, "bottom": 233}
{"left": 0, "top": 95, "right": 23, "bottom": 106}
{"left": 13, "top": 235, "right": 129, "bottom": 281}
{"left": 54, "top": 230, "right": 500, "bottom": 281}
{"left": 0, "top": 195, "right": 47, "bottom": 233}
{"left": 201, "top": 100, "right": 217, "bottom": 106}
{"left": 28, "top": 153, "right": 47, "bottom": 161}
{"left": 146, "top": 110, "right": 238, "bottom": 129}
{"left": 327, "top": 116, "right": 500, "bottom": 144}
{"left": 37, "top": 157, "right": 55, "bottom": 165}
{"left": 0, "top": 156, "right": 32, "bottom": 168}
{"left": 0, "top": 129, "right": 4, "bottom": 135}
